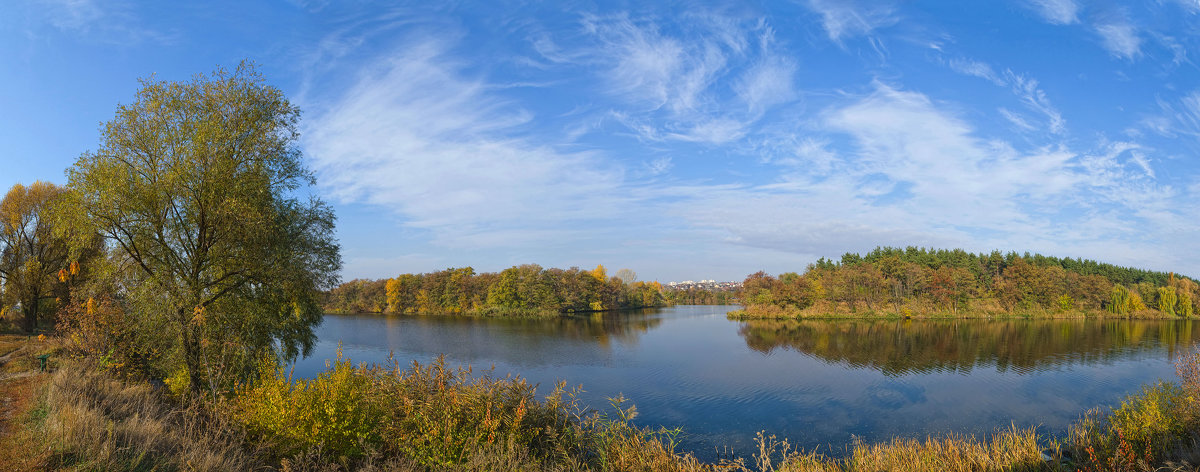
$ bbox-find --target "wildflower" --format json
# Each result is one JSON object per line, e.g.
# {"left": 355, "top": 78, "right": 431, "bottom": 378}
{"left": 37, "top": 334, "right": 45, "bottom": 342}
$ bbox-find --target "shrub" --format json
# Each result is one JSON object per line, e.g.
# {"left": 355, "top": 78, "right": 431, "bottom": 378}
{"left": 372, "top": 355, "right": 588, "bottom": 467}
{"left": 56, "top": 296, "right": 169, "bottom": 380}
{"left": 1071, "top": 379, "right": 1199, "bottom": 471}
{"left": 235, "top": 350, "right": 383, "bottom": 458}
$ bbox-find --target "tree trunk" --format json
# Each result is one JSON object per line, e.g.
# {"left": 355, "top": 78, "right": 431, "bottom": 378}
{"left": 179, "top": 307, "right": 205, "bottom": 392}
{"left": 22, "top": 296, "right": 39, "bottom": 333}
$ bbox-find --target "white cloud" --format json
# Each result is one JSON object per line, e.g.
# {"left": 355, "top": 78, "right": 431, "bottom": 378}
{"left": 999, "top": 108, "right": 1037, "bottom": 132}
{"left": 1022, "top": 0, "right": 1080, "bottom": 25}
{"left": 32, "top": 0, "right": 170, "bottom": 43}
{"left": 41, "top": 0, "right": 104, "bottom": 31}
{"left": 667, "top": 83, "right": 1190, "bottom": 274}
{"left": 303, "top": 39, "right": 630, "bottom": 248}
{"left": 943, "top": 56, "right": 1065, "bottom": 135}
{"left": 580, "top": 14, "right": 796, "bottom": 145}
{"left": 802, "top": 0, "right": 898, "bottom": 42}
{"left": 1149, "top": 90, "right": 1200, "bottom": 140}
{"left": 1129, "top": 150, "right": 1155, "bottom": 178}
{"left": 822, "top": 84, "right": 1073, "bottom": 223}
{"left": 1004, "top": 71, "right": 1066, "bottom": 134}
{"left": 1095, "top": 21, "right": 1142, "bottom": 60}
{"left": 645, "top": 157, "right": 673, "bottom": 175}
{"left": 667, "top": 118, "right": 748, "bottom": 144}
{"left": 736, "top": 56, "right": 798, "bottom": 114}
{"left": 947, "top": 58, "right": 1005, "bottom": 86}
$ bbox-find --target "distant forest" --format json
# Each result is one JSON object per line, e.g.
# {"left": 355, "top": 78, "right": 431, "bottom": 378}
{"left": 736, "top": 246, "right": 1197, "bottom": 318}
{"left": 323, "top": 264, "right": 672, "bottom": 316}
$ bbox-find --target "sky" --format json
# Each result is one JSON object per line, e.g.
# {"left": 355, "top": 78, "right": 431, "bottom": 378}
{"left": 2, "top": 0, "right": 1200, "bottom": 283}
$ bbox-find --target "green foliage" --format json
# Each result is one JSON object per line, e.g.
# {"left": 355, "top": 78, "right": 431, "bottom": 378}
{"left": 236, "top": 351, "right": 383, "bottom": 458}
{"left": 338, "top": 264, "right": 668, "bottom": 316}
{"left": 737, "top": 247, "right": 1200, "bottom": 318}
{"left": 65, "top": 62, "right": 341, "bottom": 393}
{"left": 1109, "top": 382, "right": 1190, "bottom": 448}
{"left": 1158, "top": 287, "right": 1178, "bottom": 316}
{"left": 376, "top": 357, "right": 566, "bottom": 466}
{"left": 1179, "top": 290, "right": 1195, "bottom": 317}
{"left": 1057, "top": 294, "right": 1075, "bottom": 311}
{"left": 663, "top": 286, "right": 735, "bottom": 305}
{"left": 325, "top": 278, "right": 388, "bottom": 313}
{"left": 1129, "top": 291, "right": 1147, "bottom": 311}
{"left": 234, "top": 352, "right": 687, "bottom": 469}
{"left": 1071, "top": 381, "right": 1198, "bottom": 471}
{"left": 1109, "top": 285, "right": 1130, "bottom": 315}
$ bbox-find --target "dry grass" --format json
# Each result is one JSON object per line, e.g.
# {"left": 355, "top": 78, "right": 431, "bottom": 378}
{"left": 0, "top": 373, "right": 52, "bottom": 472}
{"left": 37, "top": 361, "right": 267, "bottom": 471}
{"left": 745, "top": 427, "right": 1059, "bottom": 472}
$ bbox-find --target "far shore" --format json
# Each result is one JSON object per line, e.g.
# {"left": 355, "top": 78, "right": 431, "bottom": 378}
{"left": 727, "top": 305, "right": 1198, "bottom": 321}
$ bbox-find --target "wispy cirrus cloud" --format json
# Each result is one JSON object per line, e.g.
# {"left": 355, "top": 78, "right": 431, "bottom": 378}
{"left": 1004, "top": 71, "right": 1066, "bottom": 134}
{"left": 1147, "top": 90, "right": 1200, "bottom": 142}
{"left": 943, "top": 56, "right": 1066, "bottom": 135}
{"left": 578, "top": 13, "right": 797, "bottom": 145}
{"left": 31, "top": 0, "right": 171, "bottom": 43}
{"left": 1020, "top": 1, "right": 1145, "bottom": 62}
{"left": 1022, "top": 0, "right": 1080, "bottom": 25}
{"left": 947, "top": 58, "right": 1005, "bottom": 86}
{"left": 303, "top": 38, "right": 631, "bottom": 248}
{"left": 40, "top": 0, "right": 104, "bottom": 31}
{"left": 1095, "top": 20, "right": 1142, "bottom": 60}
{"left": 801, "top": 0, "right": 898, "bottom": 42}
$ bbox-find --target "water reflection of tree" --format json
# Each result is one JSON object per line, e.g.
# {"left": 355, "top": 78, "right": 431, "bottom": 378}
{"left": 739, "top": 319, "right": 1199, "bottom": 376}
{"left": 416, "top": 308, "right": 666, "bottom": 348}
{"left": 545, "top": 309, "right": 665, "bottom": 347}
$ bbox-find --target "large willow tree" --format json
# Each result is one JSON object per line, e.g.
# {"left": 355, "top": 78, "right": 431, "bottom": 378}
{"left": 67, "top": 63, "right": 341, "bottom": 392}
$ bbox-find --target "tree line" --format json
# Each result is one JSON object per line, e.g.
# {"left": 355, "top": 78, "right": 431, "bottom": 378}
{"left": 663, "top": 287, "right": 737, "bottom": 305}
{"left": 737, "top": 246, "right": 1198, "bottom": 318}
{"left": 323, "top": 264, "right": 669, "bottom": 316}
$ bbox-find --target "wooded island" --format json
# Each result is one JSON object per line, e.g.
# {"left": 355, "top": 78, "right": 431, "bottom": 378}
{"left": 732, "top": 246, "right": 1197, "bottom": 319}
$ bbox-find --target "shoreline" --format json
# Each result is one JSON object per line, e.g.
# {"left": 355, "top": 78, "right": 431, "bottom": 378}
{"left": 727, "top": 306, "right": 1199, "bottom": 321}
{"left": 325, "top": 304, "right": 676, "bottom": 319}
{"left": 3, "top": 333, "right": 1197, "bottom": 471}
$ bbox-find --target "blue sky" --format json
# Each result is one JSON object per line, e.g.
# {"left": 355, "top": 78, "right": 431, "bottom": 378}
{"left": 3, "top": 1, "right": 1200, "bottom": 282}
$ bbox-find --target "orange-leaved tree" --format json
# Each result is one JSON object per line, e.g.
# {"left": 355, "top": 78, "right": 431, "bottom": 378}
{"left": 0, "top": 181, "right": 71, "bottom": 332}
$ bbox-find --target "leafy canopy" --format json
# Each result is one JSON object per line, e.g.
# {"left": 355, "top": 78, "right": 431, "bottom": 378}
{"left": 67, "top": 62, "right": 341, "bottom": 391}
{"left": 0, "top": 181, "right": 70, "bottom": 332}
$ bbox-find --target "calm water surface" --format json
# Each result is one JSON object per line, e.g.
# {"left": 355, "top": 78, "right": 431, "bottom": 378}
{"left": 294, "top": 305, "right": 1199, "bottom": 461}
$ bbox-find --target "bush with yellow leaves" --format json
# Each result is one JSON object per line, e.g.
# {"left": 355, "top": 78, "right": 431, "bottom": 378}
{"left": 235, "top": 350, "right": 383, "bottom": 458}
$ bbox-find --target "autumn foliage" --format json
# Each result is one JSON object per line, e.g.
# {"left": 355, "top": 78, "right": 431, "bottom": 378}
{"left": 325, "top": 264, "right": 668, "bottom": 316}
{"left": 735, "top": 247, "right": 1197, "bottom": 318}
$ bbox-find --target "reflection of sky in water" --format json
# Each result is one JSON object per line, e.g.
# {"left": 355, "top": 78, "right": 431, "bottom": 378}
{"left": 295, "top": 308, "right": 1198, "bottom": 462}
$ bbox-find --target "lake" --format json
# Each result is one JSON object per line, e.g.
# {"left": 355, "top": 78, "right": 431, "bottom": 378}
{"left": 293, "top": 305, "right": 1200, "bottom": 461}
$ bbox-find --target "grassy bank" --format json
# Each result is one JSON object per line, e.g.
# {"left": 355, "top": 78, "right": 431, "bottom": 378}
{"left": 2, "top": 335, "right": 1198, "bottom": 471}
